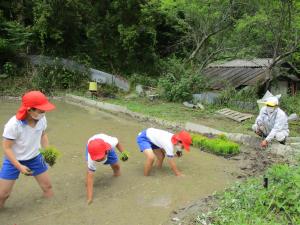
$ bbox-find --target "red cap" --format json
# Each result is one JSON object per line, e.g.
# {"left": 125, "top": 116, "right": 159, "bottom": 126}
{"left": 171, "top": 130, "right": 192, "bottom": 152}
{"left": 16, "top": 91, "right": 55, "bottom": 120}
{"left": 87, "top": 139, "right": 111, "bottom": 160}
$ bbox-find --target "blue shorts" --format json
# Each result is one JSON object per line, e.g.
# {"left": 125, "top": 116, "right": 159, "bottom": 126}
{"left": 85, "top": 146, "right": 118, "bottom": 165}
{"left": 0, "top": 154, "right": 48, "bottom": 180}
{"left": 136, "top": 130, "right": 160, "bottom": 152}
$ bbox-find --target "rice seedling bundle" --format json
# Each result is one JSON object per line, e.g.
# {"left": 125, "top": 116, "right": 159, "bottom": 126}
{"left": 191, "top": 133, "right": 240, "bottom": 156}
{"left": 40, "top": 146, "right": 61, "bottom": 167}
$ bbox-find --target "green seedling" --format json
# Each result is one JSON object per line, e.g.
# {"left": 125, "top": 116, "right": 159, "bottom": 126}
{"left": 40, "top": 146, "right": 61, "bottom": 167}
{"left": 191, "top": 133, "right": 240, "bottom": 156}
{"left": 120, "top": 151, "right": 129, "bottom": 161}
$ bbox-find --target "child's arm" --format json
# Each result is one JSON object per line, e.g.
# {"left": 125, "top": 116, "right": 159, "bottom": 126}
{"left": 41, "top": 131, "right": 49, "bottom": 148}
{"left": 116, "top": 143, "right": 125, "bottom": 153}
{"left": 2, "top": 139, "right": 32, "bottom": 175}
{"left": 86, "top": 170, "right": 94, "bottom": 204}
{"left": 116, "top": 143, "right": 129, "bottom": 161}
{"left": 167, "top": 158, "right": 182, "bottom": 176}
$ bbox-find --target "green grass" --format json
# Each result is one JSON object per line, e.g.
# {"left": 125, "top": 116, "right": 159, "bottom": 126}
{"left": 103, "top": 95, "right": 300, "bottom": 137}
{"left": 104, "top": 96, "right": 257, "bottom": 134}
{"left": 196, "top": 164, "right": 300, "bottom": 225}
{"left": 106, "top": 97, "right": 216, "bottom": 122}
{"left": 191, "top": 133, "right": 240, "bottom": 156}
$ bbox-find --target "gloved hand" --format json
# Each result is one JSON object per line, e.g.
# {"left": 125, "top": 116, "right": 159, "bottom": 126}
{"left": 120, "top": 151, "right": 129, "bottom": 161}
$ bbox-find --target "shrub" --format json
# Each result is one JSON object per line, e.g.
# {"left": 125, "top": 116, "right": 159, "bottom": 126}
{"left": 198, "top": 164, "right": 300, "bottom": 225}
{"left": 96, "top": 83, "right": 120, "bottom": 98}
{"left": 264, "top": 164, "right": 300, "bottom": 217}
{"left": 280, "top": 94, "right": 300, "bottom": 115}
{"left": 32, "top": 60, "right": 90, "bottom": 94}
{"left": 158, "top": 57, "right": 206, "bottom": 102}
{"left": 191, "top": 133, "right": 240, "bottom": 156}
{"left": 2, "top": 62, "right": 17, "bottom": 77}
{"left": 129, "top": 73, "right": 158, "bottom": 87}
{"left": 214, "top": 85, "right": 259, "bottom": 112}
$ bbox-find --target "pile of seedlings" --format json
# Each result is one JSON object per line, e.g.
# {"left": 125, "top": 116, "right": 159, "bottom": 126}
{"left": 191, "top": 133, "right": 240, "bottom": 156}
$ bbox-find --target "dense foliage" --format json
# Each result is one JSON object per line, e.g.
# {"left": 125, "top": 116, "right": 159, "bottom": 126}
{"left": 196, "top": 164, "right": 300, "bottom": 225}
{"left": 158, "top": 57, "right": 206, "bottom": 101}
{"left": 0, "top": 0, "right": 299, "bottom": 99}
{"left": 32, "top": 60, "right": 90, "bottom": 94}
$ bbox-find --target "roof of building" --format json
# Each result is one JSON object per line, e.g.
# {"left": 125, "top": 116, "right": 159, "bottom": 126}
{"left": 203, "top": 58, "right": 274, "bottom": 89}
{"left": 207, "top": 58, "right": 273, "bottom": 68}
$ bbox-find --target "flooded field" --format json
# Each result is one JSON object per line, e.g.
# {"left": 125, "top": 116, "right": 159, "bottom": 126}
{"left": 0, "top": 100, "right": 239, "bottom": 225}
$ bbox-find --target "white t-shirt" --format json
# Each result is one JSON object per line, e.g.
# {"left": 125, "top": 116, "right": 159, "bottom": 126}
{"left": 2, "top": 116, "right": 47, "bottom": 160}
{"left": 146, "top": 128, "right": 174, "bottom": 157}
{"left": 87, "top": 134, "right": 118, "bottom": 171}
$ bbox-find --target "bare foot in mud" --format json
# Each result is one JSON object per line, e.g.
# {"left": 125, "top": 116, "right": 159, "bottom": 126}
{"left": 113, "top": 171, "right": 121, "bottom": 177}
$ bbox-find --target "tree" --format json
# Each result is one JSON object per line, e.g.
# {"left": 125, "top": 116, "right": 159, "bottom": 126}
{"left": 231, "top": 0, "right": 300, "bottom": 89}
{"left": 0, "top": 9, "right": 32, "bottom": 64}
{"left": 160, "top": 0, "right": 238, "bottom": 69}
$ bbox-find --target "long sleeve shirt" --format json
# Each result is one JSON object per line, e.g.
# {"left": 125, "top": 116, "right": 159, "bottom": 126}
{"left": 255, "top": 106, "right": 289, "bottom": 142}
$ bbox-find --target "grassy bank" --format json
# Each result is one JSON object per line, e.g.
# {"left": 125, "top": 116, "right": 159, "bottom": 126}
{"left": 102, "top": 95, "right": 300, "bottom": 137}
{"left": 196, "top": 163, "right": 300, "bottom": 225}
{"left": 105, "top": 96, "right": 256, "bottom": 134}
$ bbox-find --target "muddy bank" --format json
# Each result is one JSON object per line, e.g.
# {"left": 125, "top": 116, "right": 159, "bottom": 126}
{"left": 165, "top": 144, "right": 289, "bottom": 225}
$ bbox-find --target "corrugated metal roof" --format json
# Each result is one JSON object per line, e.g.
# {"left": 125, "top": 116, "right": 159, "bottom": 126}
{"left": 203, "top": 66, "right": 267, "bottom": 90}
{"left": 208, "top": 58, "right": 273, "bottom": 68}
{"left": 203, "top": 58, "right": 300, "bottom": 90}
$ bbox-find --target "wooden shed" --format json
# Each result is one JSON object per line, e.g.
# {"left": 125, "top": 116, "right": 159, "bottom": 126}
{"left": 203, "top": 58, "right": 300, "bottom": 95}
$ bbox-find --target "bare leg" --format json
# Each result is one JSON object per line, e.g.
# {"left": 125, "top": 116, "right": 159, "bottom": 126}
{"left": 153, "top": 149, "right": 165, "bottom": 168}
{"left": 110, "top": 163, "right": 121, "bottom": 176}
{"left": 143, "top": 149, "right": 155, "bottom": 176}
{"left": 34, "top": 171, "right": 53, "bottom": 198}
{"left": 0, "top": 179, "right": 15, "bottom": 209}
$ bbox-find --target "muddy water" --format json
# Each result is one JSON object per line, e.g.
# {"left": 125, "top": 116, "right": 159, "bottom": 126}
{"left": 0, "top": 100, "right": 239, "bottom": 225}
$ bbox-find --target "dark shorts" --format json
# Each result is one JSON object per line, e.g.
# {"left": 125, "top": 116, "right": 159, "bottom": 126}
{"left": 0, "top": 154, "right": 48, "bottom": 180}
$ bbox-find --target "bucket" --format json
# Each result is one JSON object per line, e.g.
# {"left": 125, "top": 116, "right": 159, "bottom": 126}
{"left": 89, "top": 82, "right": 97, "bottom": 91}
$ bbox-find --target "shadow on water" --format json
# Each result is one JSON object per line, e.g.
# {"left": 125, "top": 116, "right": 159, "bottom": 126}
{"left": 0, "top": 100, "right": 239, "bottom": 225}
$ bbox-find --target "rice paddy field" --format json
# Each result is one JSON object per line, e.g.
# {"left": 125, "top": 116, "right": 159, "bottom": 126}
{"left": 0, "top": 100, "right": 239, "bottom": 225}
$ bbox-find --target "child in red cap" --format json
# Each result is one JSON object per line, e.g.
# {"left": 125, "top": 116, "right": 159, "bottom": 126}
{"left": 85, "top": 133, "right": 129, "bottom": 205}
{"left": 0, "top": 91, "right": 55, "bottom": 208}
{"left": 136, "top": 128, "right": 192, "bottom": 176}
